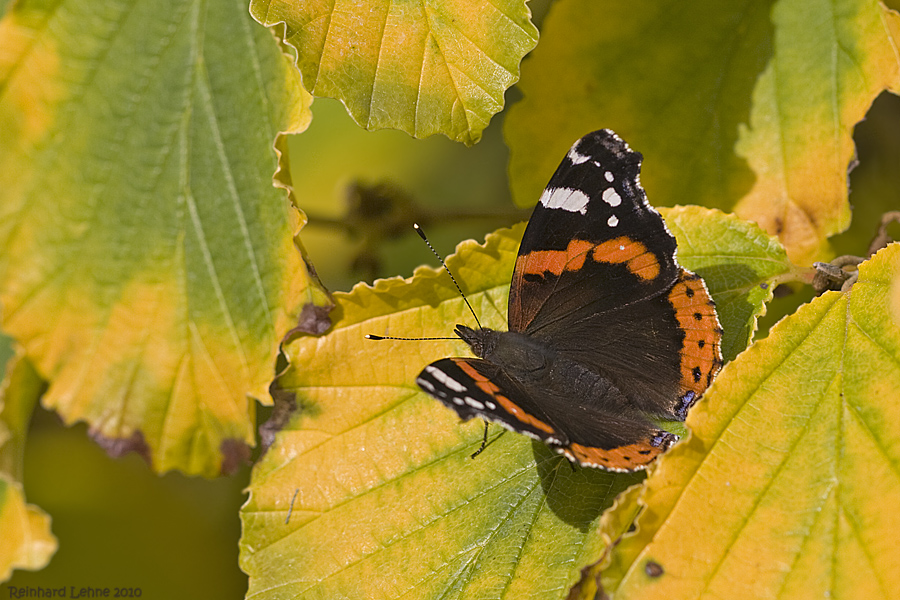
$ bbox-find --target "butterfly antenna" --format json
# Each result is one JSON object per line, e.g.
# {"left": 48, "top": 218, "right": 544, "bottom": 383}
{"left": 414, "top": 223, "right": 482, "bottom": 330}
{"left": 365, "top": 334, "right": 457, "bottom": 341}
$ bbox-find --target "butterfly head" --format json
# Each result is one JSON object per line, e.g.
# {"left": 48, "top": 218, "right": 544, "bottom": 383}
{"left": 454, "top": 324, "right": 499, "bottom": 359}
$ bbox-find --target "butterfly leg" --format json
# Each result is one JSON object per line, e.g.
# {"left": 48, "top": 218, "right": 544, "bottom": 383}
{"left": 471, "top": 422, "right": 491, "bottom": 459}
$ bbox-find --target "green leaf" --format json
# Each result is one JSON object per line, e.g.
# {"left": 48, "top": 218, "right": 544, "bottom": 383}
{"left": 0, "top": 349, "right": 56, "bottom": 582}
{"left": 251, "top": 0, "right": 539, "bottom": 145}
{"left": 505, "top": 0, "right": 900, "bottom": 264}
{"left": 241, "top": 209, "right": 788, "bottom": 599}
{"left": 602, "top": 243, "right": 900, "bottom": 599}
{"left": 0, "top": 0, "right": 331, "bottom": 477}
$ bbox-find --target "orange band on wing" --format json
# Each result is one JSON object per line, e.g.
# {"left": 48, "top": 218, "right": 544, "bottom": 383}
{"left": 667, "top": 271, "right": 724, "bottom": 396}
{"left": 592, "top": 237, "right": 660, "bottom": 280}
{"left": 520, "top": 239, "right": 594, "bottom": 276}
{"left": 520, "top": 237, "right": 661, "bottom": 281}
{"left": 455, "top": 360, "right": 555, "bottom": 435}
{"left": 568, "top": 439, "right": 665, "bottom": 470}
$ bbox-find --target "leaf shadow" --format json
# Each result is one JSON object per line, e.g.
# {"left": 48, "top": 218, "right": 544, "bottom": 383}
{"left": 533, "top": 442, "right": 645, "bottom": 533}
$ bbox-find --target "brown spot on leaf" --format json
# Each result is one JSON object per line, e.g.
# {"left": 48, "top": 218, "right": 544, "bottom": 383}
{"left": 220, "top": 438, "right": 251, "bottom": 475}
{"left": 90, "top": 428, "right": 152, "bottom": 466}
{"left": 258, "top": 381, "right": 299, "bottom": 454}
{"left": 645, "top": 560, "right": 664, "bottom": 578}
{"left": 286, "top": 302, "right": 333, "bottom": 338}
{"left": 773, "top": 217, "right": 784, "bottom": 235}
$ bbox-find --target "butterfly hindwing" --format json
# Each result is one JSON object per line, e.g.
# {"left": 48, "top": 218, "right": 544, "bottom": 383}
{"left": 416, "top": 357, "right": 677, "bottom": 471}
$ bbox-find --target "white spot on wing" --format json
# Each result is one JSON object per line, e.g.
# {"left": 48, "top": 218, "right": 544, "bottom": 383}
{"left": 417, "top": 377, "right": 435, "bottom": 393}
{"left": 602, "top": 187, "right": 622, "bottom": 207}
{"left": 485, "top": 401, "right": 496, "bottom": 410}
{"left": 539, "top": 187, "right": 590, "bottom": 214}
{"left": 604, "top": 171, "right": 614, "bottom": 182}
{"left": 608, "top": 215, "right": 619, "bottom": 227}
{"left": 425, "top": 365, "right": 466, "bottom": 393}
{"left": 464, "top": 397, "right": 485, "bottom": 410}
{"left": 567, "top": 144, "right": 590, "bottom": 165}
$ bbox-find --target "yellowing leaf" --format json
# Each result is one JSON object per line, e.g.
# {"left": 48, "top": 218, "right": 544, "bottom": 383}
{"left": 506, "top": 1, "right": 774, "bottom": 211}
{"left": 733, "top": 0, "right": 900, "bottom": 265}
{"left": 603, "top": 243, "right": 900, "bottom": 600}
{"left": 0, "top": 349, "right": 56, "bottom": 582}
{"left": 240, "top": 210, "right": 788, "bottom": 599}
{"left": 0, "top": 0, "right": 331, "bottom": 477}
{"left": 506, "top": 0, "right": 900, "bottom": 265}
{"left": 0, "top": 476, "right": 56, "bottom": 582}
{"left": 252, "top": 0, "right": 539, "bottom": 144}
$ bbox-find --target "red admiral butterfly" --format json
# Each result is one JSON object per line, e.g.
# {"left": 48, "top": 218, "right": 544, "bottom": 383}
{"left": 411, "top": 130, "right": 723, "bottom": 471}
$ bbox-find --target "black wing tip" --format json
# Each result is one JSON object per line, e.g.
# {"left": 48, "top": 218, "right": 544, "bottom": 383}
{"left": 569, "top": 129, "right": 641, "bottom": 163}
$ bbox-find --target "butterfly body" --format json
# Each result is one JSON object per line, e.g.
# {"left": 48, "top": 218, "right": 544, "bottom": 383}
{"left": 416, "top": 130, "right": 723, "bottom": 471}
{"left": 454, "top": 324, "right": 636, "bottom": 420}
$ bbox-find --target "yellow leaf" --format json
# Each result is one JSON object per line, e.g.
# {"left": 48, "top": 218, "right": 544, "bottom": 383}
{"left": 242, "top": 210, "right": 790, "bottom": 599}
{"left": 604, "top": 243, "right": 900, "bottom": 600}
{"left": 0, "top": 349, "right": 56, "bottom": 582}
{"left": 252, "top": 0, "right": 539, "bottom": 144}
{"left": 734, "top": 1, "right": 900, "bottom": 264}
{"left": 506, "top": 0, "right": 900, "bottom": 265}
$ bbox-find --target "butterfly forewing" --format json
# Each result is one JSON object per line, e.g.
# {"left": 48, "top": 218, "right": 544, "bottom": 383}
{"left": 509, "top": 130, "right": 679, "bottom": 334}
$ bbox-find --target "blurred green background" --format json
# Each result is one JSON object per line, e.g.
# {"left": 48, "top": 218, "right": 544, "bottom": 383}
{"left": 3, "top": 83, "right": 899, "bottom": 600}
{"left": 293, "top": 98, "right": 526, "bottom": 292}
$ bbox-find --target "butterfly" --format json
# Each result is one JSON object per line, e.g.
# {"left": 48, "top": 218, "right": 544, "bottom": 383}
{"left": 413, "top": 130, "right": 723, "bottom": 471}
